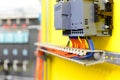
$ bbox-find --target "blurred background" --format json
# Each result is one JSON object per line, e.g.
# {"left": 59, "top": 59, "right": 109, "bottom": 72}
{"left": 0, "top": 0, "right": 41, "bottom": 80}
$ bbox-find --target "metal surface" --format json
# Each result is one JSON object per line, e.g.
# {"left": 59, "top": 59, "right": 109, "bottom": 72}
{"left": 35, "top": 43, "right": 105, "bottom": 66}
{"left": 105, "top": 52, "right": 120, "bottom": 65}
{"left": 35, "top": 43, "right": 120, "bottom": 66}
{"left": 36, "top": 43, "right": 104, "bottom": 56}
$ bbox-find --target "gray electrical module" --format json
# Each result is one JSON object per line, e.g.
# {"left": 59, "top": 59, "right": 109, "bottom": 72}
{"left": 54, "top": 0, "right": 113, "bottom": 36}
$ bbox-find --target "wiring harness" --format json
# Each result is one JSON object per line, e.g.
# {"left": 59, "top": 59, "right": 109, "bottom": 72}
{"left": 66, "top": 37, "right": 95, "bottom": 60}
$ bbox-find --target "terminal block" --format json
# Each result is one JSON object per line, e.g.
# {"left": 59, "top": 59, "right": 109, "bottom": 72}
{"left": 54, "top": 0, "right": 113, "bottom": 36}
{"left": 35, "top": 43, "right": 105, "bottom": 66}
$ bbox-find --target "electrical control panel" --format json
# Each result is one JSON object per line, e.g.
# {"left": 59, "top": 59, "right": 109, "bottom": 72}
{"left": 54, "top": 0, "right": 113, "bottom": 36}
{"left": 0, "top": 18, "right": 39, "bottom": 61}
{"left": 0, "top": 17, "right": 39, "bottom": 75}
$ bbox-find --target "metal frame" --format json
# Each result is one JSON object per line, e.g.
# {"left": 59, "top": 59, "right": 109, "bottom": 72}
{"left": 35, "top": 43, "right": 105, "bottom": 66}
{"left": 35, "top": 43, "right": 120, "bottom": 66}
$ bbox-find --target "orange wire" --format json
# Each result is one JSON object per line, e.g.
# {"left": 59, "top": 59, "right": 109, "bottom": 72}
{"left": 74, "top": 38, "right": 82, "bottom": 48}
{"left": 35, "top": 51, "right": 44, "bottom": 80}
{"left": 72, "top": 39, "right": 78, "bottom": 48}
{"left": 80, "top": 38, "right": 86, "bottom": 49}
{"left": 70, "top": 39, "right": 75, "bottom": 48}
{"left": 41, "top": 37, "right": 91, "bottom": 59}
{"left": 77, "top": 38, "right": 84, "bottom": 49}
{"left": 46, "top": 47, "right": 78, "bottom": 58}
{"left": 35, "top": 29, "right": 44, "bottom": 80}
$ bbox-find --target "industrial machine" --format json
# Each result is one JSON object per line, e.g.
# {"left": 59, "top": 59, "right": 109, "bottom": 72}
{"left": 34, "top": 0, "right": 120, "bottom": 80}
{"left": 54, "top": 0, "right": 113, "bottom": 36}
{"left": 0, "top": 17, "right": 40, "bottom": 79}
{"left": 35, "top": 0, "right": 120, "bottom": 67}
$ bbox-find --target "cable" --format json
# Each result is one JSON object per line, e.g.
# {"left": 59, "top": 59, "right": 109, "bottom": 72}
{"left": 66, "top": 40, "right": 70, "bottom": 47}
{"left": 69, "top": 37, "right": 78, "bottom": 48}
{"left": 84, "top": 39, "right": 89, "bottom": 49}
{"left": 72, "top": 37, "right": 95, "bottom": 60}
{"left": 70, "top": 38, "right": 75, "bottom": 48}
{"left": 83, "top": 38, "right": 94, "bottom": 58}
{"left": 74, "top": 38, "right": 82, "bottom": 48}
{"left": 66, "top": 37, "right": 95, "bottom": 60}
{"left": 87, "top": 38, "right": 95, "bottom": 50}
{"left": 80, "top": 38, "right": 86, "bottom": 49}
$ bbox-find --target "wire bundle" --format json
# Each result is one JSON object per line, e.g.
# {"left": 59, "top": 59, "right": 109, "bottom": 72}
{"left": 42, "top": 37, "right": 95, "bottom": 60}
{"left": 67, "top": 37, "right": 95, "bottom": 60}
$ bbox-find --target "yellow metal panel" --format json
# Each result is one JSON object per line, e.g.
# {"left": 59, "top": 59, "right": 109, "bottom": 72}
{"left": 41, "top": 0, "right": 46, "bottom": 42}
{"left": 41, "top": 0, "right": 120, "bottom": 80}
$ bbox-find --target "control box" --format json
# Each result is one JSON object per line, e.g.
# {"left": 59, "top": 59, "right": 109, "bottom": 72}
{"left": 0, "top": 18, "right": 39, "bottom": 64}
{"left": 0, "top": 18, "right": 39, "bottom": 77}
{"left": 54, "top": 0, "right": 113, "bottom": 36}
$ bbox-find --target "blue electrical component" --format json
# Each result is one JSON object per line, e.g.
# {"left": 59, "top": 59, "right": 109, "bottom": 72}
{"left": 38, "top": 13, "right": 41, "bottom": 22}
{"left": 4, "top": 32, "right": 13, "bottom": 43}
{"left": 22, "top": 49, "right": 28, "bottom": 56}
{"left": 0, "top": 31, "right": 29, "bottom": 44}
{"left": 12, "top": 49, "right": 18, "bottom": 56}
{"left": 3, "top": 49, "right": 9, "bottom": 56}
{"left": 0, "top": 32, "right": 4, "bottom": 43}
{"left": 23, "top": 31, "right": 29, "bottom": 43}
{"left": 14, "top": 31, "right": 23, "bottom": 43}
{"left": 8, "top": 32, "right": 14, "bottom": 43}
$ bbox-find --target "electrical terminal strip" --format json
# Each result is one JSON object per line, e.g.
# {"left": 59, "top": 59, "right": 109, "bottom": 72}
{"left": 38, "top": 43, "right": 104, "bottom": 56}
{"left": 35, "top": 43, "right": 105, "bottom": 66}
